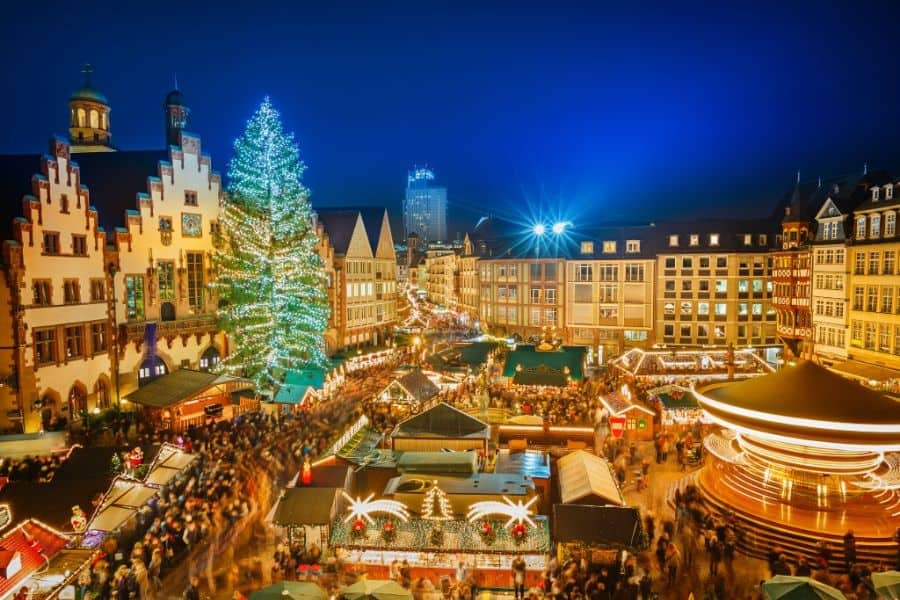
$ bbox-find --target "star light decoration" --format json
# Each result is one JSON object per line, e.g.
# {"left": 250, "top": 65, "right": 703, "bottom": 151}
{"left": 342, "top": 492, "right": 410, "bottom": 525}
{"left": 466, "top": 496, "right": 538, "bottom": 528}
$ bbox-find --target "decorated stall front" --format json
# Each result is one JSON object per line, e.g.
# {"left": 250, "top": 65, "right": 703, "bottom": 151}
{"left": 598, "top": 390, "right": 655, "bottom": 441}
{"left": 330, "top": 487, "right": 550, "bottom": 589}
{"left": 648, "top": 385, "right": 710, "bottom": 430}
{"left": 612, "top": 347, "right": 773, "bottom": 383}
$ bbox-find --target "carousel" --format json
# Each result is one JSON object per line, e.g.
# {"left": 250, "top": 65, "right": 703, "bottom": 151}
{"left": 693, "top": 361, "right": 900, "bottom": 566}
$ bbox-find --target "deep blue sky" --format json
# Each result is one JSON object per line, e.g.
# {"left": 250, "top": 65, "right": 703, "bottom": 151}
{"left": 3, "top": 1, "right": 900, "bottom": 237}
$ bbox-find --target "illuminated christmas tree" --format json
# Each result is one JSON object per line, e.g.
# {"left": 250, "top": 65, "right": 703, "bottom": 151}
{"left": 213, "top": 98, "right": 329, "bottom": 391}
{"left": 421, "top": 483, "right": 453, "bottom": 520}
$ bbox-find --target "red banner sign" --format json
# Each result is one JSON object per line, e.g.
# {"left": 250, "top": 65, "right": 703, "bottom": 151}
{"left": 609, "top": 416, "right": 626, "bottom": 439}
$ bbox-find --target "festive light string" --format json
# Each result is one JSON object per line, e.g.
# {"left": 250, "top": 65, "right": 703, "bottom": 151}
{"left": 211, "top": 97, "right": 330, "bottom": 390}
{"left": 342, "top": 492, "right": 410, "bottom": 524}
{"left": 466, "top": 496, "right": 538, "bottom": 527}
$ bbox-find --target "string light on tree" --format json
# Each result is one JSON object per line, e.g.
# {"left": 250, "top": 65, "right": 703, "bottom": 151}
{"left": 421, "top": 483, "right": 453, "bottom": 520}
{"left": 212, "top": 97, "right": 330, "bottom": 391}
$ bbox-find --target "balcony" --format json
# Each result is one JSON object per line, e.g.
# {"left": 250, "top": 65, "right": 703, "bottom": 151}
{"left": 120, "top": 313, "right": 218, "bottom": 345}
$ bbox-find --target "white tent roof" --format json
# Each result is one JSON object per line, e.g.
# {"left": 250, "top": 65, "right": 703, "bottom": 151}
{"left": 144, "top": 443, "right": 196, "bottom": 487}
{"left": 557, "top": 450, "right": 625, "bottom": 506}
{"left": 89, "top": 477, "right": 160, "bottom": 533}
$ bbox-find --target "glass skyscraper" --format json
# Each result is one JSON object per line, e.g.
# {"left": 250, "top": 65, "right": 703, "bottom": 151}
{"left": 404, "top": 167, "right": 447, "bottom": 241}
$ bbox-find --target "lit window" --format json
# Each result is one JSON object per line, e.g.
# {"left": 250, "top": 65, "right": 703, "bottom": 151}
{"left": 689, "top": 234, "right": 699, "bottom": 246}
{"left": 709, "top": 234, "right": 719, "bottom": 246}
{"left": 668, "top": 235, "right": 679, "bottom": 247}
{"left": 580, "top": 241, "right": 594, "bottom": 254}
{"left": 856, "top": 217, "right": 867, "bottom": 239}
{"left": 742, "top": 234, "right": 752, "bottom": 246}
{"left": 602, "top": 241, "right": 616, "bottom": 253}
{"left": 626, "top": 240, "right": 640, "bottom": 253}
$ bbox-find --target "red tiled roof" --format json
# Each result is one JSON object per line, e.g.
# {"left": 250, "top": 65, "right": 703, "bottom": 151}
{"left": 0, "top": 520, "right": 70, "bottom": 600}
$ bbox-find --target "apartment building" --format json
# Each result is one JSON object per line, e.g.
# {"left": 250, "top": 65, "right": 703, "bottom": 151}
{"left": 478, "top": 257, "right": 566, "bottom": 343}
{"left": 316, "top": 207, "right": 397, "bottom": 352}
{"left": 423, "top": 249, "right": 458, "bottom": 309}
{"left": 654, "top": 222, "right": 778, "bottom": 356}
{"left": 846, "top": 180, "right": 900, "bottom": 377}
{"left": 565, "top": 228, "right": 656, "bottom": 361}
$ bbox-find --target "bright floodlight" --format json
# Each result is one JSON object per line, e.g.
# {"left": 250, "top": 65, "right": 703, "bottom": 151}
{"left": 532, "top": 223, "right": 546, "bottom": 236}
{"left": 552, "top": 222, "right": 567, "bottom": 235}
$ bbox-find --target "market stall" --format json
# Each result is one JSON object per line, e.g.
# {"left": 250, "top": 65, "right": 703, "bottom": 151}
{"left": 82, "top": 477, "right": 159, "bottom": 546}
{"left": 552, "top": 504, "right": 645, "bottom": 566}
{"left": 390, "top": 403, "right": 489, "bottom": 453}
{"left": 648, "top": 385, "right": 710, "bottom": 430}
{"left": 377, "top": 369, "right": 440, "bottom": 414}
{"left": 598, "top": 391, "right": 655, "bottom": 441}
{"left": 557, "top": 450, "right": 625, "bottom": 506}
{"left": 270, "top": 487, "right": 344, "bottom": 548}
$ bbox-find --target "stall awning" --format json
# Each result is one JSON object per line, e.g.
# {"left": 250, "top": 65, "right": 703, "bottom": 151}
{"left": 88, "top": 477, "right": 160, "bottom": 533}
{"left": 144, "top": 443, "right": 196, "bottom": 487}
{"left": 557, "top": 450, "right": 625, "bottom": 506}
{"left": 124, "top": 370, "right": 252, "bottom": 409}
{"left": 271, "top": 487, "right": 340, "bottom": 526}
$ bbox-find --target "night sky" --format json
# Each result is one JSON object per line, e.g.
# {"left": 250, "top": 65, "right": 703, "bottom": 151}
{"left": 3, "top": 1, "right": 900, "bottom": 238}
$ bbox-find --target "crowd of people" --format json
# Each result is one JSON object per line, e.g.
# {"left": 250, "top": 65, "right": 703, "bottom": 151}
{"left": 0, "top": 452, "right": 68, "bottom": 482}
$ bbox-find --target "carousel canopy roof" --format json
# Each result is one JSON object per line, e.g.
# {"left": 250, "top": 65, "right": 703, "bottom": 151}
{"left": 392, "top": 402, "right": 489, "bottom": 439}
{"left": 699, "top": 361, "right": 900, "bottom": 447}
{"left": 503, "top": 345, "right": 586, "bottom": 386}
{"left": 124, "top": 370, "right": 250, "bottom": 408}
{"left": 271, "top": 487, "right": 341, "bottom": 526}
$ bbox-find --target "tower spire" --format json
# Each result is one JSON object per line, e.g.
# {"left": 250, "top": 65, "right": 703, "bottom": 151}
{"left": 796, "top": 170, "right": 801, "bottom": 185}
{"left": 81, "top": 63, "right": 93, "bottom": 87}
{"left": 863, "top": 162, "right": 868, "bottom": 175}
{"left": 174, "top": 72, "right": 179, "bottom": 91}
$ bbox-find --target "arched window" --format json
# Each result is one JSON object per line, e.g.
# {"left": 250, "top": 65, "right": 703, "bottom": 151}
{"left": 100, "top": 112, "right": 107, "bottom": 130}
{"left": 77, "top": 108, "right": 86, "bottom": 128}
{"left": 68, "top": 384, "right": 87, "bottom": 418}
{"left": 94, "top": 379, "right": 109, "bottom": 410}
{"left": 89, "top": 110, "right": 99, "bottom": 129}
{"left": 138, "top": 357, "right": 168, "bottom": 386}
{"left": 200, "top": 347, "right": 220, "bottom": 372}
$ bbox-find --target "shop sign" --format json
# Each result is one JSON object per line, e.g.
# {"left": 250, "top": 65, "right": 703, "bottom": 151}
{"left": 609, "top": 416, "right": 626, "bottom": 439}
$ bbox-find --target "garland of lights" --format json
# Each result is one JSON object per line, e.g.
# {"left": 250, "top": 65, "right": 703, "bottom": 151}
{"left": 212, "top": 97, "right": 330, "bottom": 390}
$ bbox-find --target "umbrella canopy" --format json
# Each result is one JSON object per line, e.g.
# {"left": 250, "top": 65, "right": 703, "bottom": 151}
{"left": 762, "top": 576, "right": 846, "bottom": 600}
{"left": 341, "top": 579, "right": 413, "bottom": 600}
{"left": 872, "top": 571, "right": 900, "bottom": 600}
{"left": 250, "top": 582, "right": 328, "bottom": 600}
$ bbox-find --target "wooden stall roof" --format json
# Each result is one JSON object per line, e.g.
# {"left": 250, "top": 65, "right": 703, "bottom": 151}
{"left": 557, "top": 450, "right": 625, "bottom": 506}
{"left": 124, "top": 370, "right": 252, "bottom": 408}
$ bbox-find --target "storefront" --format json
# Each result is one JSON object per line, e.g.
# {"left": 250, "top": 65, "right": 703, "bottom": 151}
{"left": 598, "top": 392, "right": 655, "bottom": 441}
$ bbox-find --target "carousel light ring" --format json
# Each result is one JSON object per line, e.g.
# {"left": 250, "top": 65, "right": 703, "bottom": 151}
{"left": 466, "top": 496, "right": 538, "bottom": 527}
{"left": 342, "top": 492, "right": 410, "bottom": 524}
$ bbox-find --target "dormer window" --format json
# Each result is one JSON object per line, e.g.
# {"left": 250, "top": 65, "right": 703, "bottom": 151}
{"left": 602, "top": 241, "right": 616, "bottom": 253}
{"left": 887, "top": 185, "right": 894, "bottom": 200}
{"left": 626, "top": 240, "right": 640, "bottom": 253}
{"left": 856, "top": 216, "right": 867, "bottom": 239}
{"left": 758, "top": 234, "right": 768, "bottom": 246}
{"left": 669, "top": 235, "right": 679, "bottom": 247}
{"left": 689, "top": 234, "right": 699, "bottom": 246}
{"left": 580, "top": 241, "right": 594, "bottom": 254}
{"left": 709, "top": 234, "right": 720, "bottom": 246}
{"left": 872, "top": 187, "right": 880, "bottom": 202}
{"left": 743, "top": 234, "right": 752, "bottom": 246}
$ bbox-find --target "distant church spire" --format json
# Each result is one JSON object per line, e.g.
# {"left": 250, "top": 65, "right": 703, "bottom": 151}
{"left": 817, "top": 176, "right": 822, "bottom": 188}
{"left": 796, "top": 170, "right": 801, "bottom": 185}
{"left": 174, "top": 72, "right": 179, "bottom": 90}
{"left": 863, "top": 162, "right": 868, "bottom": 175}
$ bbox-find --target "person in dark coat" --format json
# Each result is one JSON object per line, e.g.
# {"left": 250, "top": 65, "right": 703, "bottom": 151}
{"left": 184, "top": 576, "right": 201, "bottom": 600}
{"left": 843, "top": 530, "right": 857, "bottom": 570}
